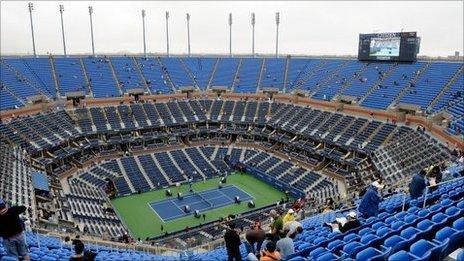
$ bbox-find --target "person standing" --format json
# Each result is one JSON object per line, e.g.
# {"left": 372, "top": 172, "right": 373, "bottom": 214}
{"left": 409, "top": 170, "right": 428, "bottom": 199}
{"left": 0, "top": 199, "right": 30, "bottom": 260}
{"left": 188, "top": 176, "right": 194, "bottom": 192}
{"left": 269, "top": 210, "right": 283, "bottom": 241}
{"left": 358, "top": 181, "right": 384, "bottom": 218}
{"left": 224, "top": 222, "right": 242, "bottom": 261}
{"left": 245, "top": 221, "right": 266, "bottom": 256}
{"left": 70, "top": 240, "right": 85, "bottom": 261}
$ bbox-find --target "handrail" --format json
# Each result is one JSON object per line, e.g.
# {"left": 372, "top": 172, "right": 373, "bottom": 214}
{"left": 398, "top": 175, "right": 464, "bottom": 210}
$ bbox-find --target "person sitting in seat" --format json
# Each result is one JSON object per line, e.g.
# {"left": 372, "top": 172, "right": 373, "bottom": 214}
{"left": 325, "top": 211, "right": 361, "bottom": 233}
{"left": 259, "top": 241, "right": 281, "bottom": 261}
{"left": 282, "top": 209, "right": 295, "bottom": 224}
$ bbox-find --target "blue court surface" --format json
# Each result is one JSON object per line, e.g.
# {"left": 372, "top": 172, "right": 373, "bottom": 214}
{"left": 149, "top": 185, "right": 253, "bottom": 222}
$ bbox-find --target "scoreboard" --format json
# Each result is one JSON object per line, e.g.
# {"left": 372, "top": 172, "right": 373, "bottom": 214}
{"left": 358, "top": 32, "right": 420, "bottom": 62}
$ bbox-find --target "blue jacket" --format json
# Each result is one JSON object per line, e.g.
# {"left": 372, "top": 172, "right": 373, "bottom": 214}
{"left": 358, "top": 186, "right": 382, "bottom": 218}
{"left": 409, "top": 174, "right": 427, "bottom": 199}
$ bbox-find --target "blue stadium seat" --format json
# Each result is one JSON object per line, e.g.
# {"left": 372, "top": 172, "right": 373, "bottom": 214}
{"left": 431, "top": 213, "right": 450, "bottom": 227}
{"left": 360, "top": 234, "right": 381, "bottom": 248}
{"left": 376, "top": 227, "right": 395, "bottom": 241}
{"left": 458, "top": 249, "right": 464, "bottom": 261}
{"left": 371, "top": 221, "right": 386, "bottom": 230}
{"left": 383, "top": 235, "right": 410, "bottom": 253}
{"left": 453, "top": 217, "right": 464, "bottom": 230}
{"left": 388, "top": 250, "right": 415, "bottom": 261}
{"left": 390, "top": 221, "right": 407, "bottom": 233}
{"left": 457, "top": 201, "right": 464, "bottom": 210}
{"left": 445, "top": 206, "right": 462, "bottom": 220}
{"left": 343, "top": 233, "right": 360, "bottom": 243}
{"left": 411, "top": 239, "right": 442, "bottom": 260}
{"left": 0, "top": 257, "right": 19, "bottom": 261}
{"left": 309, "top": 247, "right": 329, "bottom": 260}
{"left": 407, "top": 206, "right": 420, "bottom": 214}
{"left": 358, "top": 227, "right": 375, "bottom": 236}
{"left": 432, "top": 226, "right": 464, "bottom": 257}
{"left": 340, "top": 241, "right": 365, "bottom": 258}
{"left": 327, "top": 239, "right": 344, "bottom": 252}
{"left": 400, "top": 227, "right": 421, "bottom": 243}
{"left": 416, "top": 219, "right": 437, "bottom": 238}
{"left": 356, "top": 247, "right": 389, "bottom": 261}
{"left": 317, "top": 252, "right": 341, "bottom": 261}
{"left": 416, "top": 209, "right": 432, "bottom": 219}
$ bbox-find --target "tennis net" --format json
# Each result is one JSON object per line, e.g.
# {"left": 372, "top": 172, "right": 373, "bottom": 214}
{"left": 194, "top": 191, "right": 213, "bottom": 208}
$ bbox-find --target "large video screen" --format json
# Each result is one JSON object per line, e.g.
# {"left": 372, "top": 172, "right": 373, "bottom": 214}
{"left": 358, "top": 32, "right": 419, "bottom": 62}
{"left": 369, "top": 37, "right": 400, "bottom": 57}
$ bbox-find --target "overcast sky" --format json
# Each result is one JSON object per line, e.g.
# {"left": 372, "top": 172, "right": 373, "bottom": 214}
{"left": 1, "top": 1, "right": 463, "bottom": 57}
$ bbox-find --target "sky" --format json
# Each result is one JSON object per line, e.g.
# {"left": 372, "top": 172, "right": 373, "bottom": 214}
{"left": 1, "top": 1, "right": 463, "bottom": 57}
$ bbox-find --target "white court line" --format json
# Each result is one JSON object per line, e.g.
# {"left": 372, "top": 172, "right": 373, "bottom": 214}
{"left": 170, "top": 198, "right": 186, "bottom": 213}
{"left": 219, "top": 184, "right": 253, "bottom": 202}
{"left": 149, "top": 185, "right": 253, "bottom": 221}
{"left": 149, "top": 199, "right": 186, "bottom": 222}
{"left": 147, "top": 201, "right": 167, "bottom": 223}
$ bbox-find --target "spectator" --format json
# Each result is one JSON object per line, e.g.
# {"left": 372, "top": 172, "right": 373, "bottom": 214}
{"left": 283, "top": 221, "right": 303, "bottom": 238}
{"left": 358, "top": 181, "right": 384, "bottom": 218}
{"left": 276, "top": 229, "right": 297, "bottom": 259}
{"left": 428, "top": 165, "right": 442, "bottom": 191}
{"left": 282, "top": 209, "right": 295, "bottom": 224}
{"left": 0, "top": 199, "right": 30, "bottom": 261}
{"left": 269, "top": 210, "right": 283, "bottom": 241}
{"left": 260, "top": 241, "right": 281, "bottom": 261}
{"left": 322, "top": 198, "right": 335, "bottom": 213}
{"left": 292, "top": 197, "right": 306, "bottom": 212}
{"left": 70, "top": 240, "right": 85, "bottom": 261}
{"left": 325, "top": 211, "right": 361, "bottom": 233}
{"left": 121, "top": 233, "right": 130, "bottom": 244}
{"left": 224, "top": 222, "right": 242, "bottom": 261}
{"left": 409, "top": 170, "right": 427, "bottom": 199}
{"left": 245, "top": 222, "right": 266, "bottom": 256}
{"left": 70, "top": 240, "right": 97, "bottom": 261}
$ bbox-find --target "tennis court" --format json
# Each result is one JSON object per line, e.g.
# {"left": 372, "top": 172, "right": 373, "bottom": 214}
{"left": 150, "top": 185, "right": 253, "bottom": 221}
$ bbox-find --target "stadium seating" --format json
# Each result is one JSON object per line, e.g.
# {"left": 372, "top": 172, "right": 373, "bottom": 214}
{"left": 398, "top": 62, "right": 462, "bottom": 110}
{"left": 0, "top": 232, "right": 176, "bottom": 261}
{"left": 182, "top": 57, "right": 217, "bottom": 90}
{"left": 135, "top": 57, "right": 172, "bottom": 94}
{"left": 83, "top": 57, "right": 120, "bottom": 98}
{"left": 53, "top": 58, "right": 88, "bottom": 95}
{"left": 210, "top": 57, "right": 240, "bottom": 89}
{"left": 2, "top": 56, "right": 459, "bottom": 137}
{"left": 234, "top": 58, "right": 262, "bottom": 93}
{"left": 189, "top": 177, "right": 464, "bottom": 261}
{"left": 1, "top": 55, "right": 463, "bottom": 260}
{"left": 1, "top": 57, "right": 462, "bottom": 117}
{"left": 159, "top": 57, "right": 194, "bottom": 89}
{"left": 110, "top": 57, "right": 146, "bottom": 92}
{"left": 260, "top": 58, "right": 286, "bottom": 91}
